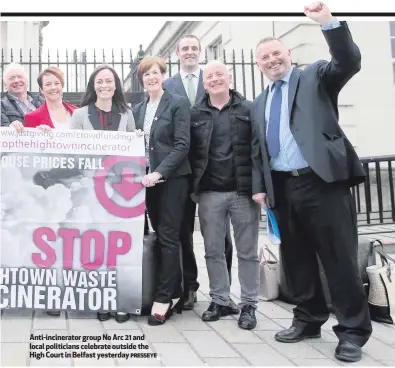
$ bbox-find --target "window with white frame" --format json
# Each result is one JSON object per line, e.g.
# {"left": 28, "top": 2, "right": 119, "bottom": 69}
{"left": 390, "top": 22, "right": 395, "bottom": 82}
{"left": 208, "top": 37, "right": 223, "bottom": 61}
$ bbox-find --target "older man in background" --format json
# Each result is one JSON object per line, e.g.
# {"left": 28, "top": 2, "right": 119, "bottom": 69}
{"left": 1, "top": 62, "right": 44, "bottom": 127}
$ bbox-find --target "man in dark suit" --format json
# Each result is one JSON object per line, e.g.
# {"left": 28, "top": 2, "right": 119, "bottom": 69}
{"left": 163, "top": 35, "right": 236, "bottom": 311}
{"left": 251, "top": 2, "right": 372, "bottom": 363}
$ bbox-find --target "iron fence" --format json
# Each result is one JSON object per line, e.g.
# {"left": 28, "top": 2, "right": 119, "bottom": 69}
{"left": 1, "top": 47, "right": 268, "bottom": 102}
{"left": 125, "top": 48, "right": 268, "bottom": 100}
{"left": 1, "top": 48, "right": 144, "bottom": 94}
{"left": 257, "top": 156, "right": 395, "bottom": 239}
{"left": 353, "top": 155, "right": 395, "bottom": 236}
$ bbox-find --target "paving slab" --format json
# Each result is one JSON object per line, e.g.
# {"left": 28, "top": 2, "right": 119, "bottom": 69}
{"left": 181, "top": 330, "right": 240, "bottom": 358}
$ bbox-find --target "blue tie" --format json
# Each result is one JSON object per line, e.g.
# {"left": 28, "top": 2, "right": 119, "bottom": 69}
{"left": 267, "top": 80, "right": 283, "bottom": 159}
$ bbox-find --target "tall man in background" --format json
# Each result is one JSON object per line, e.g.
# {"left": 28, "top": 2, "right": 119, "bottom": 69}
{"left": 251, "top": 2, "right": 372, "bottom": 362}
{"left": 164, "top": 35, "right": 236, "bottom": 312}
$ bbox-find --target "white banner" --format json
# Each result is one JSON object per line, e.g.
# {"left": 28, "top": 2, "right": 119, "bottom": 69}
{"left": 0, "top": 128, "right": 146, "bottom": 314}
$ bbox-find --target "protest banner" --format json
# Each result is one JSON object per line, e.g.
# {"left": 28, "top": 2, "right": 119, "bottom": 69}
{"left": 0, "top": 128, "right": 145, "bottom": 314}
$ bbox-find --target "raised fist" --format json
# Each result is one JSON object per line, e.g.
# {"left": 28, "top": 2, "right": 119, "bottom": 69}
{"left": 304, "top": 2, "right": 334, "bottom": 25}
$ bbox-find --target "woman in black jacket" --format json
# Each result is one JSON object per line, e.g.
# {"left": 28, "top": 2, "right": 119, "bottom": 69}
{"left": 133, "top": 56, "right": 191, "bottom": 326}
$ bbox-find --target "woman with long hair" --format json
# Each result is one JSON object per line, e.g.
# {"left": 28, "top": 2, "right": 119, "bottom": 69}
{"left": 71, "top": 64, "right": 138, "bottom": 323}
{"left": 71, "top": 64, "right": 135, "bottom": 132}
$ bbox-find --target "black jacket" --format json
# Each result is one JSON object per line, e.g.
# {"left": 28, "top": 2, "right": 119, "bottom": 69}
{"left": 132, "top": 89, "right": 191, "bottom": 180}
{"left": 190, "top": 89, "right": 254, "bottom": 196}
{"left": 1, "top": 92, "right": 44, "bottom": 126}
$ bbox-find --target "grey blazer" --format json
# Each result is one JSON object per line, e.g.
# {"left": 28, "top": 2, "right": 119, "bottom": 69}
{"left": 70, "top": 103, "right": 135, "bottom": 131}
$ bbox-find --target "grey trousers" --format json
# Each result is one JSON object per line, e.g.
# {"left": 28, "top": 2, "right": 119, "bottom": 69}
{"left": 198, "top": 191, "right": 260, "bottom": 308}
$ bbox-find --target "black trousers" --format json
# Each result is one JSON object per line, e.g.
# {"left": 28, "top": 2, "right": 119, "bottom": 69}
{"left": 272, "top": 170, "right": 372, "bottom": 347}
{"left": 145, "top": 176, "right": 189, "bottom": 304}
{"left": 180, "top": 193, "right": 233, "bottom": 297}
{"left": 144, "top": 212, "right": 149, "bottom": 235}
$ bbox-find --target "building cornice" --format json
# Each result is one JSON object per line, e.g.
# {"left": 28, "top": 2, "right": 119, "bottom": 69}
{"left": 158, "top": 22, "right": 198, "bottom": 56}
{"left": 144, "top": 21, "right": 198, "bottom": 57}
{"left": 143, "top": 21, "right": 171, "bottom": 55}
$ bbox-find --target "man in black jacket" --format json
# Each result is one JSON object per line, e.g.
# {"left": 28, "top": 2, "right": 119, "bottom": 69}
{"left": 1, "top": 63, "right": 43, "bottom": 126}
{"left": 190, "top": 60, "right": 260, "bottom": 330}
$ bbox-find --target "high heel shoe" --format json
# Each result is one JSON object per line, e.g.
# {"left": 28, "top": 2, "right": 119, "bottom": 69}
{"left": 148, "top": 301, "right": 177, "bottom": 326}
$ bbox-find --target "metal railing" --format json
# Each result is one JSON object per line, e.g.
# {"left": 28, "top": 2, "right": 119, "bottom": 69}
{"left": 353, "top": 155, "right": 395, "bottom": 236}
{"left": 125, "top": 48, "right": 267, "bottom": 101}
{"left": 259, "top": 155, "right": 395, "bottom": 238}
{"left": 1, "top": 48, "right": 143, "bottom": 94}
{"left": 2, "top": 47, "right": 267, "bottom": 102}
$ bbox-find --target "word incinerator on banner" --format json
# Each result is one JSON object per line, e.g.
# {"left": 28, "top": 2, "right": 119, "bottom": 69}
{"left": 0, "top": 128, "right": 146, "bottom": 314}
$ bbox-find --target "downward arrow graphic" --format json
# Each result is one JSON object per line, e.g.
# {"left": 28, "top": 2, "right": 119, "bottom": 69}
{"left": 113, "top": 167, "right": 143, "bottom": 201}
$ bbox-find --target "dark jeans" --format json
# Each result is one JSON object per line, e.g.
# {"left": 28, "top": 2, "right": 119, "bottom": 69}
{"left": 145, "top": 176, "right": 189, "bottom": 304}
{"left": 272, "top": 170, "right": 372, "bottom": 347}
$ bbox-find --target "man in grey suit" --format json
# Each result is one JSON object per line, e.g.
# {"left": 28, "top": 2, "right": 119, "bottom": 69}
{"left": 251, "top": 2, "right": 371, "bottom": 363}
{"left": 163, "top": 35, "right": 236, "bottom": 312}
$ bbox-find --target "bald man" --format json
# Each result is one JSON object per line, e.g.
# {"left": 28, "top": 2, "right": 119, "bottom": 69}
{"left": 1, "top": 63, "right": 44, "bottom": 126}
{"left": 189, "top": 60, "right": 260, "bottom": 330}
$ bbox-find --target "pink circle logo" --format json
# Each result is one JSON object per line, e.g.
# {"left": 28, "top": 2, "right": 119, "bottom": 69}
{"left": 94, "top": 156, "right": 146, "bottom": 218}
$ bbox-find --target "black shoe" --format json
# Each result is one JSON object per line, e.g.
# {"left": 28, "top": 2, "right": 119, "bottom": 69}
{"left": 173, "top": 299, "right": 184, "bottom": 315}
{"left": 274, "top": 325, "right": 321, "bottom": 343}
{"left": 46, "top": 311, "right": 61, "bottom": 316}
{"left": 183, "top": 291, "right": 197, "bottom": 310}
{"left": 148, "top": 302, "right": 175, "bottom": 326}
{"left": 115, "top": 313, "right": 129, "bottom": 323}
{"left": 202, "top": 302, "right": 230, "bottom": 322}
{"left": 228, "top": 298, "right": 240, "bottom": 315}
{"left": 335, "top": 341, "right": 362, "bottom": 362}
{"left": 97, "top": 312, "right": 111, "bottom": 322}
{"left": 238, "top": 305, "right": 257, "bottom": 330}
